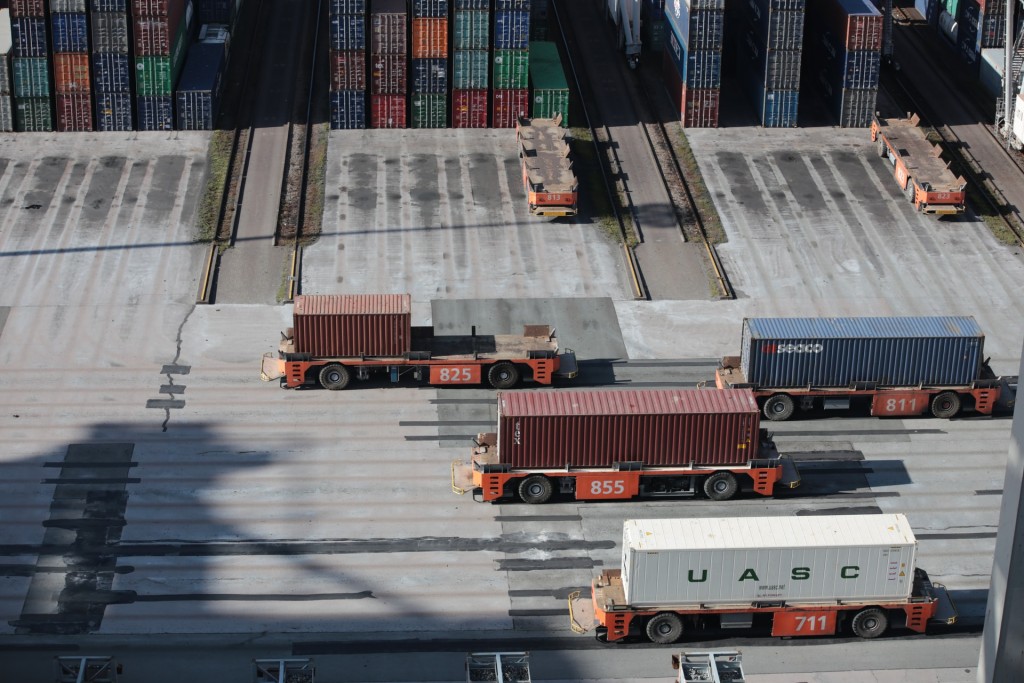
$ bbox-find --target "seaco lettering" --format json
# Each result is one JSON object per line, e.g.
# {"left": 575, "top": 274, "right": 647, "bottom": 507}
{"left": 685, "top": 566, "right": 861, "bottom": 582}
{"left": 763, "top": 342, "right": 824, "bottom": 354}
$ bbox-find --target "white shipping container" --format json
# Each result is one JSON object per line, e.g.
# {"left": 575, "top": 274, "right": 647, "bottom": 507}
{"left": 621, "top": 515, "right": 917, "bottom": 607}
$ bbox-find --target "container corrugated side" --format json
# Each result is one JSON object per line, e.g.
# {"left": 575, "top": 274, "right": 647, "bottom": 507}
{"left": 493, "top": 49, "right": 529, "bottom": 89}
{"left": 528, "top": 41, "right": 568, "bottom": 122}
{"left": 411, "top": 57, "right": 446, "bottom": 93}
{"left": 667, "top": 2, "right": 724, "bottom": 51}
{"left": 132, "top": 0, "right": 178, "bottom": 15}
{"left": 330, "top": 0, "right": 367, "bottom": 14}
{"left": 51, "top": 0, "right": 88, "bottom": 12}
{"left": 494, "top": 10, "right": 529, "bottom": 49}
{"left": 412, "top": 17, "right": 447, "bottom": 58}
{"left": 530, "top": 87, "right": 568, "bottom": 124}
{"left": 93, "top": 52, "right": 132, "bottom": 93}
{"left": 91, "top": 11, "right": 131, "bottom": 54}
{"left": 835, "top": 85, "right": 876, "bottom": 127}
{"left": 9, "top": 0, "right": 48, "bottom": 17}
{"left": 14, "top": 95, "right": 52, "bottom": 131}
{"left": 664, "top": 18, "right": 722, "bottom": 89}
{"left": 411, "top": 92, "right": 446, "bottom": 128}
{"left": 51, "top": 12, "right": 90, "bottom": 53}
{"left": 11, "top": 17, "right": 48, "bottom": 58}
{"left": 53, "top": 52, "right": 91, "bottom": 93}
{"left": 810, "top": 0, "right": 882, "bottom": 52}
{"left": 370, "top": 11, "right": 407, "bottom": 54}
{"left": 496, "top": 0, "right": 531, "bottom": 8}
{"left": 55, "top": 91, "right": 92, "bottom": 130}
{"left": 136, "top": 94, "right": 174, "bottom": 129}
{"left": 496, "top": 388, "right": 762, "bottom": 469}
{"left": 621, "top": 515, "right": 917, "bottom": 607}
{"left": 12, "top": 57, "right": 49, "bottom": 98}
{"left": 662, "top": 49, "right": 719, "bottom": 128}
{"left": 330, "top": 50, "right": 367, "bottom": 91}
{"left": 451, "top": 87, "right": 486, "bottom": 127}
{"left": 0, "top": 95, "right": 14, "bottom": 131}
{"left": 93, "top": 0, "right": 128, "bottom": 11}
{"left": 412, "top": 0, "right": 448, "bottom": 17}
{"left": 744, "top": 3, "right": 807, "bottom": 51}
{"left": 330, "top": 13, "right": 366, "bottom": 51}
{"left": 95, "top": 90, "right": 133, "bottom": 130}
{"left": 370, "top": 93, "right": 407, "bottom": 128}
{"left": 740, "top": 317, "right": 985, "bottom": 388}
{"left": 292, "top": 294, "right": 412, "bottom": 357}
{"left": 134, "top": 15, "right": 192, "bottom": 96}
{"left": 455, "top": 0, "right": 489, "bottom": 8}
{"left": 491, "top": 87, "right": 528, "bottom": 128}
{"left": 134, "top": 0, "right": 190, "bottom": 56}
{"left": 452, "top": 49, "right": 488, "bottom": 88}
{"left": 175, "top": 41, "right": 226, "bottom": 129}
{"left": 330, "top": 89, "right": 366, "bottom": 129}
{"left": 0, "top": 10, "right": 11, "bottom": 96}
{"left": 453, "top": 9, "right": 489, "bottom": 49}
{"left": 370, "top": 53, "right": 407, "bottom": 94}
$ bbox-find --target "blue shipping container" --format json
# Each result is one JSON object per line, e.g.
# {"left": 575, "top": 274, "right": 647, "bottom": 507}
{"left": 330, "top": 89, "right": 366, "bottom": 129}
{"left": 495, "top": 0, "right": 531, "bottom": 8}
{"left": 51, "top": 0, "right": 88, "bottom": 11}
{"left": 825, "top": 46, "right": 881, "bottom": 89}
{"left": 760, "top": 87, "right": 799, "bottom": 127}
{"left": 665, "top": 1, "right": 725, "bottom": 51}
{"left": 665, "top": 20, "right": 722, "bottom": 88}
{"left": 93, "top": 53, "right": 132, "bottom": 93}
{"left": 331, "top": 13, "right": 366, "bottom": 51}
{"left": 330, "top": 0, "right": 368, "bottom": 14}
{"left": 11, "top": 18, "right": 48, "bottom": 59}
{"left": 175, "top": 41, "right": 226, "bottom": 129}
{"left": 745, "top": 1, "right": 806, "bottom": 51}
{"left": 740, "top": 317, "right": 985, "bottom": 389}
{"left": 93, "top": 0, "right": 128, "bottom": 10}
{"left": 137, "top": 95, "right": 174, "bottom": 130}
{"left": 412, "top": 0, "right": 448, "bottom": 17}
{"left": 411, "top": 57, "right": 447, "bottom": 93}
{"left": 51, "top": 13, "right": 90, "bottom": 54}
{"left": 494, "top": 10, "right": 529, "bottom": 49}
{"left": 455, "top": 0, "right": 489, "bottom": 8}
{"left": 95, "top": 91, "right": 133, "bottom": 130}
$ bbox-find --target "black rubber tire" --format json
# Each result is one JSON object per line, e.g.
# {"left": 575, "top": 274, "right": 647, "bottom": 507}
{"left": 645, "top": 612, "right": 684, "bottom": 644}
{"left": 488, "top": 362, "right": 521, "bottom": 389}
{"left": 851, "top": 608, "right": 888, "bottom": 639}
{"left": 905, "top": 179, "right": 915, "bottom": 201}
{"left": 318, "top": 364, "right": 351, "bottom": 391}
{"left": 931, "top": 391, "right": 962, "bottom": 419}
{"left": 703, "top": 472, "right": 739, "bottom": 501}
{"left": 518, "top": 475, "right": 553, "bottom": 504}
{"left": 763, "top": 394, "right": 795, "bottom": 421}
{"left": 877, "top": 138, "right": 887, "bottom": 157}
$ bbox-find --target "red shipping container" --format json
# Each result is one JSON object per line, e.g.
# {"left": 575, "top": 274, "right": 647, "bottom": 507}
{"left": 292, "top": 294, "right": 411, "bottom": 357}
{"left": 330, "top": 51, "right": 367, "bottom": 91}
{"left": 491, "top": 88, "right": 529, "bottom": 128}
{"left": 412, "top": 17, "right": 448, "bottom": 58}
{"left": 662, "top": 51, "right": 719, "bottom": 128}
{"left": 370, "top": 11, "right": 408, "bottom": 54}
{"left": 451, "top": 88, "right": 487, "bottom": 128}
{"left": 496, "top": 389, "right": 763, "bottom": 469}
{"left": 815, "top": 0, "right": 883, "bottom": 52}
{"left": 9, "top": 0, "right": 46, "bottom": 18}
{"left": 56, "top": 93, "right": 94, "bottom": 132}
{"left": 134, "top": 1, "right": 188, "bottom": 56}
{"left": 371, "top": 93, "right": 407, "bottom": 128}
{"left": 53, "top": 53, "right": 92, "bottom": 94}
{"left": 370, "top": 53, "right": 407, "bottom": 94}
{"left": 132, "top": 0, "right": 180, "bottom": 16}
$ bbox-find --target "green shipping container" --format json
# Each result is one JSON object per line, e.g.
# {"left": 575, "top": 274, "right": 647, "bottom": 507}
{"left": 452, "top": 49, "right": 489, "bottom": 89}
{"left": 411, "top": 93, "right": 447, "bottom": 128}
{"left": 453, "top": 10, "right": 489, "bottom": 50}
{"left": 528, "top": 41, "right": 569, "bottom": 125}
{"left": 493, "top": 49, "right": 529, "bottom": 89}
{"left": 945, "top": 0, "right": 961, "bottom": 20}
{"left": 13, "top": 58, "right": 50, "bottom": 99}
{"left": 134, "top": 16, "right": 191, "bottom": 97}
{"left": 15, "top": 96, "right": 53, "bottom": 132}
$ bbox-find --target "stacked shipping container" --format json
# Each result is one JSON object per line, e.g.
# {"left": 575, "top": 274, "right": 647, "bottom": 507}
{"left": 528, "top": 40, "right": 567, "bottom": 123}
{"left": 52, "top": 0, "right": 93, "bottom": 131}
{"left": 529, "top": 0, "right": 548, "bottom": 40}
{"left": 642, "top": 0, "right": 666, "bottom": 55}
{"left": 330, "top": 0, "right": 367, "bottom": 129}
{"left": 175, "top": 23, "right": 228, "bottom": 129}
{"left": 1, "top": 9, "right": 13, "bottom": 132}
{"left": 10, "top": 0, "right": 54, "bottom": 131}
{"left": 492, "top": 0, "right": 529, "bottom": 127}
{"left": 370, "top": 0, "right": 407, "bottom": 128}
{"left": 739, "top": 0, "right": 805, "bottom": 127}
{"left": 663, "top": 0, "right": 724, "bottom": 128}
{"left": 452, "top": 0, "right": 488, "bottom": 127}
{"left": 410, "top": 0, "right": 447, "bottom": 128}
{"left": 93, "top": 0, "right": 135, "bottom": 131}
{"left": 133, "top": 0, "right": 195, "bottom": 130}
{"left": 805, "top": 0, "right": 882, "bottom": 127}
{"left": 195, "top": 0, "right": 240, "bottom": 25}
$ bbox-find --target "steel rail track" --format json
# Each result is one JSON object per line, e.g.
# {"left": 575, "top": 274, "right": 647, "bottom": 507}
{"left": 888, "top": 6, "right": 1024, "bottom": 246}
{"left": 550, "top": 0, "right": 648, "bottom": 300}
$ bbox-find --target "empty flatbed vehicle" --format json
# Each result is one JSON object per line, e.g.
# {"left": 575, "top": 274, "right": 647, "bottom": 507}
{"left": 871, "top": 114, "right": 966, "bottom": 214}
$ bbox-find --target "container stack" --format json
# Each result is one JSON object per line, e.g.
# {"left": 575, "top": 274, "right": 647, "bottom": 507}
{"left": 663, "top": 0, "right": 724, "bottom": 128}
{"left": 133, "top": 0, "right": 195, "bottom": 130}
{"left": 10, "top": 0, "right": 53, "bottom": 131}
{"left": 52, "top": 0, "right": 92, "bottom": 131}
{"left": 451, "top": 0, "right": 488, "bottom": 127}
{"left": 370, "top": 0, "right": 407, "bottom": 128}
{"left": 492, "top": 0, "right": 529, "bottom": 127}
{"left": 528, "top": 41, "right": 567, "bottom": 123}
{"left": 175, "top": 23, "right": 228, "bottom": 129}
{"left": 410, "top": 0, "right": 447, "bottom": 128}
{"left": 529, "top": 0, "right": 548, "bottom": 40}
{"left": 739, "top": 0, "right": 804, "bottom": 128}
{"left": 978, "top": 0, "right": 1005, "bottom": 49}
{"left": 869, "top": 0, "right": 892, "bottom": 60}
{"left": 641, "top": 0, "right": 666, "bottom": 55}
{"left": 1, "top": 9, "right": 13, "bottom": 132}
{"left": 93, "top": 0, "right": 135, "bottom": 131}
{"left": 329, "top": 0, "right": 367, "bottom": 129}
{"left": 806, "top": 0, "right": 881, "bottom": 128}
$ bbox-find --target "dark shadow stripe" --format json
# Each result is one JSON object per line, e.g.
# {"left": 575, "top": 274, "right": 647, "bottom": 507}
{"left": 975, "top": 490, "right": 1002, "bottom": 495}
{"left": 917, "top": 532, "right": 997, "bottom": 540}
{"left": 399, "top": 420, "right": 492, "bottom": 426}
{"left": 509, "top": 588, "right": 589, "bottom": 599}
{"left": 43, "top": 462, "right": 138, "bottom": 468}
{"left": 509, "top": 609, "right": 565, "bottom": 617}
{"left": 404, "top": 435, "right": 470, "bottom": 441}
{"left": 797, "top": 506, "right": 884, "bottom": 516}
{"left": 135, "top": 591, "right": 374, "bottom": 602}
{"left": 146, "top": 400, "right": 185, "bottom": 409}
{"left": 40, "top": 478, "right": 141, "bottom": 485}
{"left": 494, "top": 515, "right": 582, "bottom": 523}
{"left": 498, "top": 558, "right": 599, "bottom": 571}
{"left": 776, "top": 429, "right": 944, "bottom": 436}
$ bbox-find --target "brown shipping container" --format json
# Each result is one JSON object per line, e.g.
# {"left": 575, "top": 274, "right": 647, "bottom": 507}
{"left": 370, "top": 53, "right": 407, "bottom": 94}
{"left": 412, "top": 17, "right": 448, "bottom": 58}
{"left": 292, "top": 294, "right": 411, "bottom": 358}
{"left": 491, "top": 88, "right": 529, "bottom": 128}
{"left": 53, "top": 53, "right": 92, "bottom": 94}
{"left": 370, "top": 93, "right": 407, "bottom": 128}
{"left": 497, "top": 389, "right": 761, "bottom": 469}
{"left": 371, "top": 10, "right": 407, "bottom": 54}
{"left": 663, "top": 51, "right": 719, "bottom": 128}
{"left": 9, "top": 1, "right": 46, "bottom": 17}
{"left": 815, "top": 0, "right": 883, "bottom": 52}
{"left": 330, "top": 51, "right": 367, "bottom": 91}
{"left": 134, "top": 1, "right": 188, "bottom": 56}
{"left": 56, "top": 92, "right": 93, "bottom": 131}
{"left": 452, "top": 88, "right": 487, "bottom": 128}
